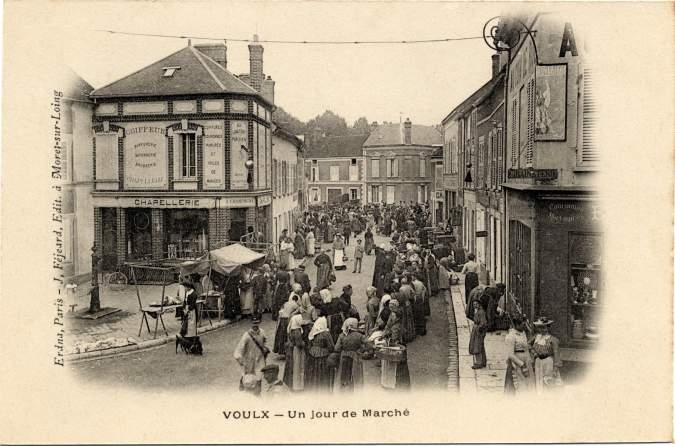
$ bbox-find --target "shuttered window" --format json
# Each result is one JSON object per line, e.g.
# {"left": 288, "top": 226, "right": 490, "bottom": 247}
{"left": 511, "top": 98, "right": 518, "bottom": 167}
{"left": 579, "top": 67, "right": 598, "bottom": 165}
{"left": 525, "top": 78, "right": 536, "bottom": 167}
{"left": 497, "top": 126, "right": 504, "bottom": 189}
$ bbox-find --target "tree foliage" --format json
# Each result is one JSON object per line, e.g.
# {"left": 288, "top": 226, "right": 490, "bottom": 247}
{"left": 272, "top": 107, "right": 370, "bottom": 137}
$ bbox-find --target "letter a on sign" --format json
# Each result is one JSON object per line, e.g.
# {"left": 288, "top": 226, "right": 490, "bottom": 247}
{"left": 559, "top": 22, "right": 578, "bottom": 57}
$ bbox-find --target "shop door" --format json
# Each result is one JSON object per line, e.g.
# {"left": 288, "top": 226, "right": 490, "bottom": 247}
{"left": 508, "top": 220, "right": 532, "bottom": 319}
{"left": 327, "top": 189, "right": 341, "bottom": 204}
{"left": 101, "top": 208, "right": 117, "bottom": 271}
{"left": 230, "top": 208, "right": 247, "bottom": 242}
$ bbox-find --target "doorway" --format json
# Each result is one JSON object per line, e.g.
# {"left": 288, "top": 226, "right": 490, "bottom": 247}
{"left": 229, "top": 208, "right": 247, "bottom": 242}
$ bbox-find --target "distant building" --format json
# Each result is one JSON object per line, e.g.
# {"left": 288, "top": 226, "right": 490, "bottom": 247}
{"left": 59, "top": 70, "right": 96, "bottom": 284}
{"left": 429, "top": 147, "right": 444, "bottom": 225}
{"left": 272, "top": 124, "right": 303, "bottom": 243}
{"left": 303, "top": 134, "right": 369, "bottom": 205}
{"left": 89, "top": 39, "right": 274, "bottom": 268}
{"left": 363, "top": 119, "right": 442, "bottom": 205}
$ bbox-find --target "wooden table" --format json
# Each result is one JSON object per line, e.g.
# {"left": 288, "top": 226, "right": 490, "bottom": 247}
{"left": 200, "top": 292, "right": 224, "bottom": 321}
{"left": 139, "top": 304, "right": 182, "bottom": 339}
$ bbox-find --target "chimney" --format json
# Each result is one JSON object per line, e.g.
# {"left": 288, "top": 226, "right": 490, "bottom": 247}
{"left": 404, "top": 118, "right": 412, "bottom": 145}
{"left": 194, "top": 43, "right": 227, "bottom": 69}
{"left": 491, "top": 53, "right": 500, "bottom": 78}
{"left": 248, "top": 34, "right": 264, "bottom": 91}
{"left": 262, "top": 75, "right": 275, "bottom": 104}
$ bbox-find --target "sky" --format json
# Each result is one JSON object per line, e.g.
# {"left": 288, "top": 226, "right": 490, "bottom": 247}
{"left": 60, "top": 2, "right": 509, "bottom": 127}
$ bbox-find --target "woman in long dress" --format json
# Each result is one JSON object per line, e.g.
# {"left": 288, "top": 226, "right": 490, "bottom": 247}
{"left": 364, "top": 227, "right": 374, "bottom": 255}
{"left": 380, "top": 299, "right": 411, "bottom": 390}
{"left": 364, "top": 286, "right": 380, "bottom": 335}
{"left": 239, "top": 267, "right": 254, "bottom": 317}
{"left": 461, "top": 253, "right": 480, "bottom": 305}
{"left": 273, "top": 291, "right": 300, "bottom": 356}
{"left": 313, "top": 249, "right": 333, "bottom": 290}
{"left": 294, "top": 230, "right": 306, "bottom": 260}
{"left": 306, "top": 316, "right": 335, "bottom": 392}
{"left": 332, "top": 234, "right": 346, "bottom": 270}
{"left": 272, "top": 270, "right": 292, "bottom": 321}
{"left": 530, "top": 317, "right": 563, "bottom": 393}
{"left": 283, "top": 314, "right": 306, "bottom": 392}
{"left": 468, "top": 300, "right": 488, "bottom": 369}
{"left": 504, "top": 316, "right": 534, "bottom": 394}
{"left": 305, "top": 229, "right": 315, "bottom": 257}
{"left": 334, "top": 318, "right": 368, "bottom": 393}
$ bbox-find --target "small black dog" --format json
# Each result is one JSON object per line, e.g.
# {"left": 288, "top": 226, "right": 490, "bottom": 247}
{"left": 175, "top": 335, "right": 203, "bottom": 355}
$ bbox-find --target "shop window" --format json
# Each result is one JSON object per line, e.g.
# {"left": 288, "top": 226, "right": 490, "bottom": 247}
{"left": 126, "top": 208, "right": 153, "bottom": 261}
{"left": 180, "top": 133, "right": 197, "bottom": 178}
{"left": 165, "top": 209, "right": 209, "bottom": 259}
{"left": 569, "top": 233, "right": 602, "bottom": 343}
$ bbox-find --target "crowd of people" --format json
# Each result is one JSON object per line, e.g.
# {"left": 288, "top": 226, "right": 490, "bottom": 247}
{"left": 229, "top": 201, "right": 562, "bottom": 397}
{"left": 462, "top": 260, "right": 563, "bottom": 394}
{"left": 232, "top": 202, "right": 458, "bottom": 397}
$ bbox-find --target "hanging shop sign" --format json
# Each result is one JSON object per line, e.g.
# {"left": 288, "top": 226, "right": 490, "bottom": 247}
{"left": 507, "top": 168, "right": 558, "bottom": 180}
{"left": 124, "top": 124, "right": 168, "bottom": 189}
{"left": 257, "top": 195, "right": 272, "bottom": 207}
{"left": 476, "top": 230, "right": 488, "bottom": 237}
{"left": 202, "top": 120, "right": 225, "bottom": 189}
{"left": 230, "top": 120, "right": 249, "bottom": 190}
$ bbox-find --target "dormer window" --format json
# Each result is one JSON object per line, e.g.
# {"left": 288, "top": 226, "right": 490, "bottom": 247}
{"left": 162, "top": 66, "right": 181, "bottom": 77}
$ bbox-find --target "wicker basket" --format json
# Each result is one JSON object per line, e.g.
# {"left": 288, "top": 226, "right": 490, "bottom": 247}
{"left": 375, "top": 346, "right": 406, "bottom": 363}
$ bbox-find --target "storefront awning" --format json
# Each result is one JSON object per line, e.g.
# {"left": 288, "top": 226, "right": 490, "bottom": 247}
{"left": 180, "top": 243, "right": 266, "bottom": 277}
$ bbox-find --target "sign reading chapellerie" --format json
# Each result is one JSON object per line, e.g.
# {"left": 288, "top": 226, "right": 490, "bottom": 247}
{"left": 230, "top": 120, "right": 249, "bottom": 190}
{"left": 203, "top": 120, "right": 224, "bottom": 189}
{"left": 124, "top": 124, "right": 168, "bottom": 189}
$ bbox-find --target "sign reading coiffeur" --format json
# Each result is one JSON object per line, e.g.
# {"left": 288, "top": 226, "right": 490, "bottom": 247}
{"left": 124, "top": 124, "right": 168, "bottom": 189}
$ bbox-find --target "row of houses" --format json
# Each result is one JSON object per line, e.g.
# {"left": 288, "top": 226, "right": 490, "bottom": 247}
{"left": 441, "top": 14, "right": 600, "bottom": 355}
{"left": 59, "top": 37, "right": 305, "bottom": 283}
{"left": 302, "top": 13, "right": 600, "bottom": 355}
{"left": 303, "top": 119, "right": 444, "bottom": 208}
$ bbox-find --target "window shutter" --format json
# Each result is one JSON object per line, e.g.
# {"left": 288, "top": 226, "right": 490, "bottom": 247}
{"left": 511, "top": 99, "right": 518, "bottom": 167}
{"left": 581, "top": 68, "right": 598, "bottom": 164}
{"left": 526, "top": 78, "right": 535, "bottom": 167}
{"left": 497, "top": 127, "right": 504, "bottom": 188}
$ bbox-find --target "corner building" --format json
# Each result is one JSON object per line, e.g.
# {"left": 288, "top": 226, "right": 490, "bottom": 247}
{"left": 90, "top": 41, "right": 274, "bottom": 269}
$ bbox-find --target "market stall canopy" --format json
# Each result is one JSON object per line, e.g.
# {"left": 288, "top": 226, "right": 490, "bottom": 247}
{"left": 179, "top": 243, "right": 266, "bottom": 277}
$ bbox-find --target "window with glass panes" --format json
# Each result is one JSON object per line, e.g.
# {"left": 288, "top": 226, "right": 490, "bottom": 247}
{"left": 180, "top": 133, "right": 196, "bottom": 178}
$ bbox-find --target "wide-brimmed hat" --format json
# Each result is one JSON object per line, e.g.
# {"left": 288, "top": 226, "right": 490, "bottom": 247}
{"left": 261, "top": 364, "right": 279, "bottom": 374}
{"left": 533, "top": 316, "right": 554, "bottom": 327}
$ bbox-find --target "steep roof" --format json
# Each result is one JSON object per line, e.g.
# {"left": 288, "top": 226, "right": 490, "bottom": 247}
{"left": 304, "top": 134, "right": 369, "bottom": 159}
{"left": 363, "top": 123, "right": 442, "bottom": 147}
{"left": 91, "top": 45, "right": 265, "bottom": 102}
{"left": 272, "top": 122, "right": 304, "bottom": 149}
{"left": 441, "top": 73, "right": 505, "bottom": 125}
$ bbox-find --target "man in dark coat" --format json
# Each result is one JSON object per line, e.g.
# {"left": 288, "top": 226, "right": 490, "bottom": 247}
{"left": 293, "top": 264, "right": 311, "bottom": 294}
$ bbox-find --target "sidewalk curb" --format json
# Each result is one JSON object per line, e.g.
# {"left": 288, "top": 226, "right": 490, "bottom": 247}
{"left": 66, "top": 318, "right": 236, "bottom": 364}
{"left": 449, "top": 282, "right": 479, "bottom": 395}
{"left": 444, "top": 288, "right": 460, "bottom": 392}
